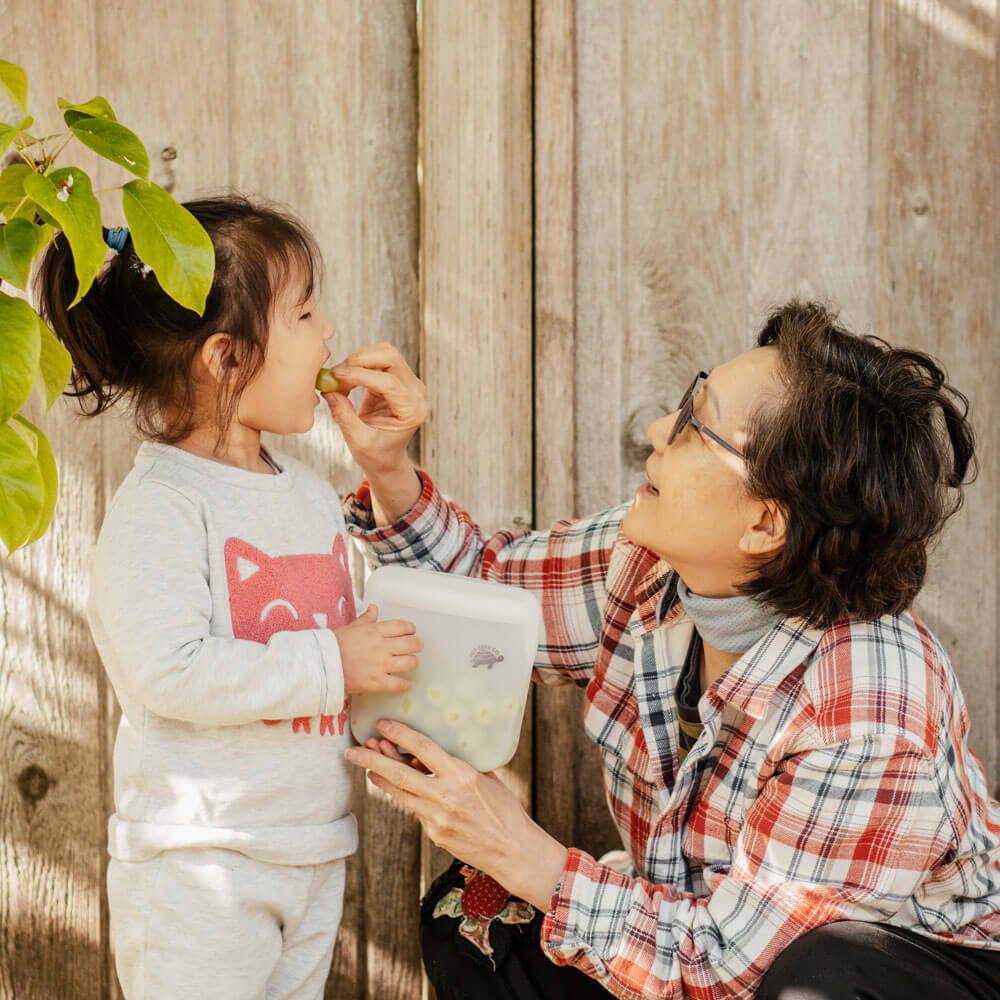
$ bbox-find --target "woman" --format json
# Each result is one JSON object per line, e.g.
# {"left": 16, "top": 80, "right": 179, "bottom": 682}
{"left": 326, "top": 301, "right": 1000, "bottom": 999}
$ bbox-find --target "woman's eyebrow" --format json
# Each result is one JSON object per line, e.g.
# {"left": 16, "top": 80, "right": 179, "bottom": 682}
{"left": 703, "top": 371, "right": 721, "bottom": 419}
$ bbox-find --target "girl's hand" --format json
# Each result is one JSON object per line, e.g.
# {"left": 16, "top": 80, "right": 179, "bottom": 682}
{"left": 324, "top": 342, "right": 428, "bottom": 476}
{"left": 334, "top": 605, "right": 423, "bottom": 695}
{"left": 345, "top": 720, "right": 569, "bottom": 910}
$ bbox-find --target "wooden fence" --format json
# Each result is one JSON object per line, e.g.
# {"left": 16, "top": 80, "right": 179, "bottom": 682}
{"left": 1, "top": 1, "right": 998, "bottom": 997}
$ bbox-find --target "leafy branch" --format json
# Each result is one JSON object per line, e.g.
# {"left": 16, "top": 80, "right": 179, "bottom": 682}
{"left": 0, "top": 59, "right": 215, "bottom": 554}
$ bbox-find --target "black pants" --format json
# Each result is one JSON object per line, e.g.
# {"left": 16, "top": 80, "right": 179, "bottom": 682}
{"left": 420, "top": 866, "right": 1000, "bottom": 999}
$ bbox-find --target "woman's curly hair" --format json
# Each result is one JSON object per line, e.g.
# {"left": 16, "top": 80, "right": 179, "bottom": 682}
{"left": 739, "top": 301, "right": 977, "bottom": 629}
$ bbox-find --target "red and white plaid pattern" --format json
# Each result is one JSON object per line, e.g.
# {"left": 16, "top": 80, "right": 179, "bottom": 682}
{"left": 345, "top": 472, "right": 1000, "bottom": 999}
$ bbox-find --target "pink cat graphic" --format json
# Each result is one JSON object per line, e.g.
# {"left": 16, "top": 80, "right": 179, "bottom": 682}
{"left": 225, "top": 534, "right": 355, "bottom": 734}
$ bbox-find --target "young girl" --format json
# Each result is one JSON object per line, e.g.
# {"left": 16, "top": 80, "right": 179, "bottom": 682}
{"left": 35, "top": 195, "right": 421, "bottom": 999}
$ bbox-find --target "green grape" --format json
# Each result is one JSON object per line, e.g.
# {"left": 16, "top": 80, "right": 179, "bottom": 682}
{"left": 315, "top": 367, "right": 340, "bottom": 393}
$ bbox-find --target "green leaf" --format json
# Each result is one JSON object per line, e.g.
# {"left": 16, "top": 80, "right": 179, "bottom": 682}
{"left": 35, "top": 315, "right": 72, "bottom": 411}
{"left": 0, "top": 292, "right": 41, "bottom": 422}
{"left": 0, "top": 163, "right": 32, "bottom": 204}
{"left": 0, "top": 218, "right": 42, "bottom": 288}
{"left": 14, "top": 131, "right": 62, "bottom": 151}
{"left": 0, "top": 116, "right": 33, "bottom": 155}
{"left": 122, "top": 179, "right": 214, "bottom": 314}
{"left": 0, "top": 61, "right": 28, "bottom": 114}
{"left": 59, "top": 95, "right": 116, "bottom": 128}
{"left": 10, "top": 413, "right": 57, "bottom": 546}
{"left": 0, "top": 419, "right": 44, "bottom": 553}
{"left": 70, "top": 117, "right": 149, "bottom": 178}
{"left": 23, "top": 168, "right": 104, "bottom": 307}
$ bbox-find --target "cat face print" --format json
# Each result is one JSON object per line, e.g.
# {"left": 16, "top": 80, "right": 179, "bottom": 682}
{"left": 225, "top": 534, "right": 356, "bottom": 644}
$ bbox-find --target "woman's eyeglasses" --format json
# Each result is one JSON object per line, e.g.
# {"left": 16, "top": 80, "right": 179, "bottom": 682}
{"left": 667, "top": 371, "right": 748, "bottom": 463}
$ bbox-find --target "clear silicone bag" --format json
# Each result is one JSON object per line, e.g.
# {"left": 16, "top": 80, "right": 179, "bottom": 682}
{"left": 349, "top": 565, "right": 543, "bottom": 771}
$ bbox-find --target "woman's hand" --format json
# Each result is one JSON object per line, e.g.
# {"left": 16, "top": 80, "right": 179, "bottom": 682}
{"left": 324, "top": 342, "right": 428, "bottom": 477}
{"left": 345, "top": 720, "right": 569, "bottom": 911}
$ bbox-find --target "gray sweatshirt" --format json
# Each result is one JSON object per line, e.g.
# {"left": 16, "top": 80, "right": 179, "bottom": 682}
{"left": 88, "top": 442, "right": 358, "bottom": 865}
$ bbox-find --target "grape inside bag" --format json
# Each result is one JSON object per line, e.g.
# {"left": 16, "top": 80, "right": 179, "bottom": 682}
{"left": 349, "top": 566, "right": 543, "bottom": 771}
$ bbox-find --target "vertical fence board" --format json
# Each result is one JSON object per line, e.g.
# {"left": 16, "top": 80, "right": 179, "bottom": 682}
{"left": 875, "top": 0, "right": 1000, "bottom": 784}
{"left": 574, "top": 0, "right": 625, "bottom": 517}
{"left": 230, "top": 2, "right": 421, "bottom": 997}
{"left": 532, "top": 0, "right": 586, "bottom": 850}
{"left": 419, "top": 0, "right": 534, "bottom": 904}
{"left": 95, "top": 7, "right": 232, "bottom": 994}
{"left": 568, "top": 0, "right": 632, "bottom": 859}
{"left": 619, "top": 0, "right": 745, "bottom": 499}
{"left": 744, "top": 0, "right": 873, "bottom": 339}
{"left": 354, "top": 8, "right": 422, "bottom": 998}
{"left": 0, "top": 5, "right": 106, "bottom": 998}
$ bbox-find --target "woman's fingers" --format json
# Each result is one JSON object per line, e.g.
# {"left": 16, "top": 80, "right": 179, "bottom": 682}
{"left": 335, "top": 341, "right": 405, "bottom": 373}
{"left": 334, "top": 342, "right": 426, "bottom": 395}
{"left": 373, "top": 720, "right": 461, "bottom": 776}
{"left": 346, "top": 742, "right": 434, "bottom": 796}
{"left": 332, "top": 367, "right": 413, "bottom": 411}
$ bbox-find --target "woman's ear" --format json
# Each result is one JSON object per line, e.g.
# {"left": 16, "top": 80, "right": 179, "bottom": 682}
{"left": 199, "top": 333, "right": 237, "bottom": 382}
{"left": 739, "top": 499, "right": 787, "bottom": 560}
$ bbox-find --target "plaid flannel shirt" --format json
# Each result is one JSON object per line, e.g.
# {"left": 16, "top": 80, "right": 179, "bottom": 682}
{"left": 344, "top": 471, "right": 1000, "bottom": 1000}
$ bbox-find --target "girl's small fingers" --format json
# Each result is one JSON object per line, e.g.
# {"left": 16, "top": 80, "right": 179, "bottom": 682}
{"left": 378, "top": 618, "right": 417, "bottom": 637}
{"left": 388, "top": 654, "right": 420, "bottom": 673}
{"left": 389, "top": 635, "right": 423, "bottom": 655}
{"left": 380, "top": 675, "right": 414, "bottom": 692}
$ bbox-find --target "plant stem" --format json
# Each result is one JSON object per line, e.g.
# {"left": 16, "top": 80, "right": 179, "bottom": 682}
{"left": 8, "top": 195, "right": 30, "bottom": 219}
{"left": 46, "top": 132, "right": 74, "bottom": 168}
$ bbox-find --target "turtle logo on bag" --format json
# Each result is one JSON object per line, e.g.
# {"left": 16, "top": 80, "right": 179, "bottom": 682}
{"left": 469, "top": 644, "right": 505, "bottom": 670}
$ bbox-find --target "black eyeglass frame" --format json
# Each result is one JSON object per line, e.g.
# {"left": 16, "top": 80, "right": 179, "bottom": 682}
{"left": 667, "top": 371, "right": 748, "bottom": 463}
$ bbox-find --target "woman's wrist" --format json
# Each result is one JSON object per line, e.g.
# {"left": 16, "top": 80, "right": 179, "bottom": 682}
{"left": 365, "top": 461, "right": 423, "bottom": 527}
{"left": 495, "top": 819, "right": 569, "bottom": 912}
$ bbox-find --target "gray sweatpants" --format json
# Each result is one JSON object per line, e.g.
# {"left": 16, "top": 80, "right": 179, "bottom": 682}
{"left": 108, "top": 848, "right": 346, "bottom": 999}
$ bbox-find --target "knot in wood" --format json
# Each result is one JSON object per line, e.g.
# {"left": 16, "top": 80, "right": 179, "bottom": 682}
{"left": 17, "top": 764, "right": 52, "bottom": 804}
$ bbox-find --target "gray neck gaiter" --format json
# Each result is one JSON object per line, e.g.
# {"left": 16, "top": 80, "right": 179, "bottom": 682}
{"left": 675, "top": 577, "right": 782, "bottom": 655}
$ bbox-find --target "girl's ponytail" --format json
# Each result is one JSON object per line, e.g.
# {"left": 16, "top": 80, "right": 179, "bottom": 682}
{"left": 34, "top": 230, "right": 124, "bottom": 414}
{"left": 32, "top": 194, "right": 320, "bottom": 445}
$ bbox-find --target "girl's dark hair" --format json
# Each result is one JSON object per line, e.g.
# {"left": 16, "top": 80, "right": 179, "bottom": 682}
{"left": 741, "top": 300, "right": 977, "bottom": 629}
{"left": 33, "top": 194, "right": 321, "bottom": 445}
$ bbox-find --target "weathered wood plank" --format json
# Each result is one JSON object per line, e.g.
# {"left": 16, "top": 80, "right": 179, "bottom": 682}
{"left": 532, "top": 0, "right": 583, "bottom": 851}
{"left": 620, "top": 0, "right": 745, "bottom": 498}
{"left": 574, "top": 0, "right": 625, "bottom": 517}
{"left": 231, "top": 2, "right": 421, "bottom": 997}
{"left": 352, "top": 7, "right": 422, "bottom": 997}
{"left": 568, "top": 0, "right": 633, "bottom": 862}
{"left": 0, "top": 6, "right": 106, "bottom": 998}
{"left": 744, "top": 0, "right": 872, "bottom": 339}
{"left": 875, "top": 0, "right": 1000, "bottom": 785}
{"left": 94, "top": 7, "right": 232, "bottom": 994}
{"left": 419, "top": 0, "right": 534, "bottom": 899}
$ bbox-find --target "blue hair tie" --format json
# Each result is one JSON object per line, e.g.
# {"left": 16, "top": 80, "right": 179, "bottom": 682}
{"left": 104, "top": 226, "right": 130, "bottom": 253}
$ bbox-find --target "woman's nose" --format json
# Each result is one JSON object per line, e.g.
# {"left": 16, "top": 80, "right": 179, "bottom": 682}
{"left": 647, "top": 413, "right": 675, "bottom": 451}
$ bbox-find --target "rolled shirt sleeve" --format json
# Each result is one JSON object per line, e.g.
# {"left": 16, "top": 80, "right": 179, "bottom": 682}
{"left": 344, "top": 470, "right": 629, "bottom": 684}
{"left": 540, "top": 734, "right": 949, "bottom": 999}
